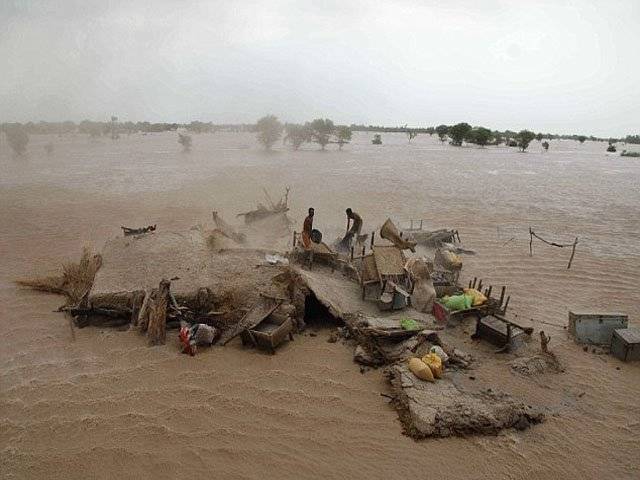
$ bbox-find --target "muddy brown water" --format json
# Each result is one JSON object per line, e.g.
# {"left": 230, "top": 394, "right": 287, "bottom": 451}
{"left": 1, "top": 132, "right": 639, "bottom": 479}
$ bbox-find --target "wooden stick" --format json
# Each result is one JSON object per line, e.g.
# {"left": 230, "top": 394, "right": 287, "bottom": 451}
{"left": 503, "top": 295, "right": 510, "bottom": 313}
{"left": 529, "top": 227, "right": 533, "bottom": 256}
{"left": 370, "top": 231, "right": 375, "bottom": 249}
{"left": 567, "top": 237, "right": 578, "bottom": 269}
{"left": 499, "top": 286, "right": 506, "bottom": 308}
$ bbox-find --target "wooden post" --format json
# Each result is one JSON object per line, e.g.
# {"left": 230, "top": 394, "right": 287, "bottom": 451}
{"left": 529, "top": 227, "right": 533, "bottom": 256}
{"left": 137, "top": 289, "right": 151, "bottom": 331}
{"left": 499, "top": 286, "right": 506, "bottom": 308}
{"left": 540, "top": 331, "right": 550, "bottom": 353}
{"left": 292, "top": 231, "right": 296, "bottom": 247}
{"left": 477, "top": 279, "right": 483, "bottom": 291}
{"left": 370, "top": 231, "right": 375, "bottom": 249}
{"left": 472, "top": 277, "right": 477, "bottom": 288}
{"left": 567, "top": 237, "right": 578, "bottom": 269}
{"left": 350, "top": 246, "right": 354, "bottom": 261}
{"left": 486, "top": 285, "right": 492, "bottom": 299}
{"left": 362, "top": 245, "right": 366, "bottom": 257}
{"left": 147, "top": 279, "right": 170, "bottom": 345}
{"left": 503, "top": 295, "right": 510, "bottom": 314}
{"left": 468, "top": 279, "right": 472, "bottom": 288}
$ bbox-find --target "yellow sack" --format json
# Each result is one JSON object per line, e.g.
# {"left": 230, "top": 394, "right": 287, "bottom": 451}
{"left": 422, "top": 353, "right": 443, "bottom": 379}
{"left": 463, "top": 288, "right": 487, "bottom": 306}
{"left": 408, "top": 357, "right": 435, "bottom": 382}
{"left": 443, "top": 250, "right": 462, "bottom": 268}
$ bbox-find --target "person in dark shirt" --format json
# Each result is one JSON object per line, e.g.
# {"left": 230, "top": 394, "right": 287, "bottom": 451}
{"left": 301, "top": 207, "right": 314, "bottom": 248}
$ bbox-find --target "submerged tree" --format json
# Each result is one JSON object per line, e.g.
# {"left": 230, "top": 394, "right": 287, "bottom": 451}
{"left": 516, "top": 130, "right": 536, "bottom": 152}
{"left": 178, "top": 133, "right": 192, "bottom": 152}
{"left": 256, "top": 115, "right": 282, "bottom": 150}
{"left": 283, "top": 124, "right": 310, "bottom": 150}
{"left": 308, "top": 118, "right": 335, "bottom": 150}
{"left": 448, "top": 122, "right": 472, "bottom": 146}
{"left": 577, "top": 135, "right": 587, "bottom": 144}
{"left": 336, "top": 126, "right": 352, "bottom": 150}
{"left": 542, "top": 141, "right": 550, "bottom": 151}
{"left": 435, "top": 124, "right": 449, "bottom": 143}
{"left": 6, "top": 124, "right": 29, "bottom": 155}
{"left": 465, "top": 127, "right": 493, "bottom": 146}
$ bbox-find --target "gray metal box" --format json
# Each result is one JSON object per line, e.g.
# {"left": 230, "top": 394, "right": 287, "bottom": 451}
{"left": 568, "top": 311, "right": 628, "bottom": 345}
{"left": 611, "top": 328, "right": 640, "bottom": 362}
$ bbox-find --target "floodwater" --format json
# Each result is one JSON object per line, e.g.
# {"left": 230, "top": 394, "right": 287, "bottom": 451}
{"left": 1, "top": 132, "right": 639, "bottom": 479}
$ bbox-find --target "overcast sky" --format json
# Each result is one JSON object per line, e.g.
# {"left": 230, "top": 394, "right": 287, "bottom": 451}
{"left": 1, "top": 0, "right": 638, "bottom": 136}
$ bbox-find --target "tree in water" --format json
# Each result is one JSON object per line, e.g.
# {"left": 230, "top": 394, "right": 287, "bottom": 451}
{"left": 448, "top": 122, "right": 472, "bottom": 146}
{"left": 435, "top": 124, "right": 449, "bottom": 143}
{"left": 178, "top": 133, "right": 192, "bottom": 152}
{"left": 465, "top": 127, "right": 493, "bottom": 146}
{"left": 577, "top": 135, "right": 587, "bottom": 144}
{"left": 308, "top": 118, "right": 335, "bottom": 150}
{"left": 536, "top": 132, "right": 544, "bottom": 142}
{"left": 336, "top": 126, "right": 352, "bottom": 149}
{"left": 542, "top": 141, "right": 550, "bottom": 151}
{"left": 516, "top": 130, "right": 536, "bottom": 152}
{"left": 255, "top": 115, "right": 282, "bottom": 150}
{"left": 283, "top": 123, "right": 310, "bottom": 150}
{"left": 5, "top": 124, "right": 29, "bottom": 156}
{"left": 404, "top": 125, "right": 418, "bottom": 143}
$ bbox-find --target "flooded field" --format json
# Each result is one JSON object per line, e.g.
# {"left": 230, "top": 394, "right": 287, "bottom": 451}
{"left": 1, "top": 132, "right": 639, "bottom": 479}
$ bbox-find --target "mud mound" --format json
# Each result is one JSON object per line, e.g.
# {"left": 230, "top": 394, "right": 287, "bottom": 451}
{"left": 510, "top": 353, "right": 564, "bottom": 376}
{"left": 387, "top": 364, "right": 544, "bottom": 438}
{"left": 89, "top": 229, "right": 287, "bottom": 310}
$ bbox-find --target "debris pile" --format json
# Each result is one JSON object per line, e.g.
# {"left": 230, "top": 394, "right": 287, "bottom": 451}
{"left": 18, "top": 202, "right": 568, "bottom": 439}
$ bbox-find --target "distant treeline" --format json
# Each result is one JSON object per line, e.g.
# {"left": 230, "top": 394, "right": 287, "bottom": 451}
{"left": 350, "top": 124, "right": 639, "bottom": 145}
{"left": 0, "top": 120, "right": 254, "bottom": 136}
{"left": 1, "top": 120, "right": 638, "bottom": 145}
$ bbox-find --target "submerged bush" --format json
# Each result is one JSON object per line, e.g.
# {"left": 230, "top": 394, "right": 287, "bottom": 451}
{"left": 5, "top": 124, "right": 29, "bottom": 155}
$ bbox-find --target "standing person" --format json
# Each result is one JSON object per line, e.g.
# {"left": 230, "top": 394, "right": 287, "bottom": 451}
{"left": 301, "top": 207, "right": 314, "bottom": 248}
{"left": 341, "top": 208, "right": 362, "bottom": 249}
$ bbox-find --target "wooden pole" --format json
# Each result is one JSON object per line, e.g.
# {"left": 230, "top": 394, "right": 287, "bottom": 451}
{"left": 567, "top": 237, "right": 578, "bottom": 269}
{"left": 503, "top": 295, "right": 510, "bottom": 314}
{"left": 499, "top": 286, "right": 506, "bottom": 308}
{"left": 350, "top": 246, "right": 354, "bottom": 261}
{"left": 529, "top": 227, "right": 533, "bottom": 256}
{"left": 147, "top": 279, "right": 170, "bottom": 345}
{"left": 371, "top": 231, "right": 375, "bottom": 249}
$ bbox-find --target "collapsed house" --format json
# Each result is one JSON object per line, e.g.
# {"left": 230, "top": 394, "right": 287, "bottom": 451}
{"left": 19, "top": 208, "right": 547, "bottom": 440}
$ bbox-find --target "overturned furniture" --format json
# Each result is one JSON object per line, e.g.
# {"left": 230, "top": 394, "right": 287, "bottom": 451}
{"left": 359, "top": 245, "right": 412, "bottom": 308}
{"left": 400, "top": 220, "right": 460, "bottom": 248}
{"left": 221, "top": 294, "right": 294, "bottom": 353}
{"left": 237, "top": 187, "right": 290, "bottom": 224}
{"left": 472, "top": 314, "right": 533, "bottom": 351}
{"left": 292, "top": 231, "right": 338, "bottom": 270}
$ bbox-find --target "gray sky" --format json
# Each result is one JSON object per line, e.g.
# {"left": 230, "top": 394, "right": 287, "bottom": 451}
{"left": 1, "top": 0, "right": 638, "bottom": 136}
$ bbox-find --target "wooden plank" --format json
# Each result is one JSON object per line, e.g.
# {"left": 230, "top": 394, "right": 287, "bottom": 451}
{"left": 220, "top": 296, "right": 282, "bottom": 345}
